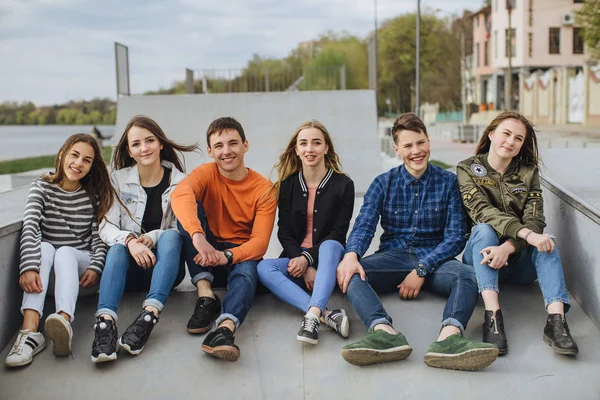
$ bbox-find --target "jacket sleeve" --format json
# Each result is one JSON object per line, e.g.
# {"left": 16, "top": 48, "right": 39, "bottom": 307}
{"left": 457, "top": 163, "right": 527, "bottom": 240}
{"left": 277, "top": 180, "right": 304, "bottom": 259}
{"left": 303, "top": 178, "right": 355, "bottom": 265}
{"left": 170, "top": 165, "right": 207, "bottom": 237}
{"left": 19, "top": 181, "right": 45, "bottom": 275}
{"left": 99, "top": 173, "right": 135, "bottom": 246}
{"left": 521, "top": 167, "right": 546, "bottom": 233}
{"left": 88, "top": 218, "right": 108, "bottom": 274}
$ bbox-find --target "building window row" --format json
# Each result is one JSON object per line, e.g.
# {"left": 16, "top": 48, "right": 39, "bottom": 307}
{"left": 548, "top": 27, "right": 584, "bottom": 55}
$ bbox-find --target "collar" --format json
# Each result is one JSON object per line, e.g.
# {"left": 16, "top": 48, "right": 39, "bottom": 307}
{"left": 399, "top": 163, "right": 431, "bottom": 186}
{"left": 298, "top": 168, "right": 334, "bottom": 192}
{"left": 123, "top": 160, "right": 180, "bottom": 185}
{"left": 479, "top": 153, "right": 518, "bottom": 175}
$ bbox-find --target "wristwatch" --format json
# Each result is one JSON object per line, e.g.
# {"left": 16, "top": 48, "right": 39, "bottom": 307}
{"left": 223, "top": 249, "right": 234, "bottom": 266}
{"left": 416, "top": 263, "right": 428, "bottom": 277}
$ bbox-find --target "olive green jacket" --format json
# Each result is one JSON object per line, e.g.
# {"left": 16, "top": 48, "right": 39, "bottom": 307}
{"left": 456, "top": 154, "right": 546, "bottom": 253}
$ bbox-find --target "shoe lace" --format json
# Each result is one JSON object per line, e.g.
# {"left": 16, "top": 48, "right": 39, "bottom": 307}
{"left": 302, "top": 317, "right": 319, "bottom": 333}
{"left": 94, "top": 321, "right": 115, "bottom": 347}
{"left": 10, "top": 332, "right": 28, "bottom": 355}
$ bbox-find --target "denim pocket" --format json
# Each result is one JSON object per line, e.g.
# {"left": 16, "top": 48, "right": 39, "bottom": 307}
{"left": 423, "top": 201, "right": 447, "bottom": 229}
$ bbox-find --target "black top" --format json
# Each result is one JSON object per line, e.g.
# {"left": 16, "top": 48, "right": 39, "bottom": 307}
{"left": 277, "top": 169, "right": 355, "bottom": 265}
{"left": 142, "top": 167, "right": 171, "bottom": 233}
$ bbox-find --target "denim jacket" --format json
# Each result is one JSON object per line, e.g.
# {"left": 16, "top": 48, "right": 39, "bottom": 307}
{"left": 99, "top": 160, "right": 186, "bottom": 248}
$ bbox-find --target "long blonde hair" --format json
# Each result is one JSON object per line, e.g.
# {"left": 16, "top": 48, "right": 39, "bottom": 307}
{"left": 269, "top": 120, "right": 343, "bottom": 197}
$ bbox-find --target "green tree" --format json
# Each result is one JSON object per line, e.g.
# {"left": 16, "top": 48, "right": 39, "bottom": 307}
{"left": 576, "top": 0, "right": 600, "bottom": 60}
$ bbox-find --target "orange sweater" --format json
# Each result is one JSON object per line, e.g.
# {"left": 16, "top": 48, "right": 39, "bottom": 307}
{"left": 171, "top": 162, "right": 276, "bottom": 263}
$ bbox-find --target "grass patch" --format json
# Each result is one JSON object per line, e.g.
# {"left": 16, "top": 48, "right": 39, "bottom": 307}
{"left": 430, "top": 160, "right": 453, "bottom": 170}
{"left": 0, "top": 146, "right": 113, "bottom": 175}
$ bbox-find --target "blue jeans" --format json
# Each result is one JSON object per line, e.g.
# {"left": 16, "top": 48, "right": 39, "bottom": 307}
{"left": 463, "top": 223, "right": 571, "bottom": 312}
{"left": 178, "top": 202, "right": 258, "bottom": 330}
{"left": 96, "top": 229, "right": 185, "bottom": 321}
{"left": 346, "top": 248, "right": 478, "bottom": 333}
{"left": 257, "top": 240, "right": 344, "bottom": 314}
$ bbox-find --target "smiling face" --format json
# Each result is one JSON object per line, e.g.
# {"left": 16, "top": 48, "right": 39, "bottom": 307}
{"left": 62, "top": 141, "right": 94, "bottom": 186}
{"left": 207, "top": 129, "right": 248, "bottom": 176}
{"left": 126, "top": 125, "right": 163, "bottom": 167}
{"left": 295, "top": 127, "right": 329, "bottom": 170}
{"left": 488, "top": 118, "right": 526, "bottom": 161}
{"left": 394, "top": 129, "right": 431, "bottom": 178}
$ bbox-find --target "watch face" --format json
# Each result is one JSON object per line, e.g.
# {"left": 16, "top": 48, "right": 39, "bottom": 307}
{"left": 417, "top": 266, "right": 427, "bottom": 277}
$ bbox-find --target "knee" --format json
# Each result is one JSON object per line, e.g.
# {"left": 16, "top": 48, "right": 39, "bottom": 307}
{"left": 471, "top": 224, "right": 498, "bottom": 243}
{"left": 319, "top": 240, "right": 344, "bottom": 255}
{"left": 256, "top": 260, "right": 272, "bottom": 279}
{"left": 233, "top": 262, "right": 259, "bottom": 284}
{"left": 346, "top": 273, "right": 367, "bottom": 292}
{"left": 158, "top": 230, "right": 183, "bottom": 248}
{"left": 53, "top": 246, "right": 76, "bottom": 263}
{"left": 456, "top": 264, "right": 477, "bottom": 286}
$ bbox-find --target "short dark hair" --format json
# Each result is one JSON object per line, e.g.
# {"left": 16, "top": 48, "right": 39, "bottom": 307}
{"left": 391, "top": 113, "right": 428, "bottom": 143}
{"left": 206, "top": 117, "right": 246, "bottom": 147}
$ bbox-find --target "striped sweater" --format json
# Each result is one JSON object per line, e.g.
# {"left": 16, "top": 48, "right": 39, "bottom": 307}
{"left": 19, "top": 178, "right": 107, "bottom": 275}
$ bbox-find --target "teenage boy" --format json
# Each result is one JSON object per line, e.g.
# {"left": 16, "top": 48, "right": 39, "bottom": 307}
{"left": 336, "top": 113, "right": 499, "bottom": 371}
{"left": 171, "top": 117, "right": 276, "bottom": 362}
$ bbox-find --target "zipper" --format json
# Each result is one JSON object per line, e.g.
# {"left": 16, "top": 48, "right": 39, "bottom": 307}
{"left": 499, "top": 174, "right": 507, "bottom": 213}
{"left": 493, "top": 317, "right": 499, "bottom": 334}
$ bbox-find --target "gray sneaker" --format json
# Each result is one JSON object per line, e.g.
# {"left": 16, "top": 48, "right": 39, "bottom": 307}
{"left": 322, "top": 309, "right": 350, "bottom": 338}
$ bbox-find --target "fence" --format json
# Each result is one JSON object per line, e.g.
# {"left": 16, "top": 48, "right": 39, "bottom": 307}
{"left": 185, "top": 66, "right": 347, "bottom": 94}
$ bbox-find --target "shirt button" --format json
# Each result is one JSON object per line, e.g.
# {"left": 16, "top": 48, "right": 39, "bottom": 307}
{"left": 314, "top": 209, "right": 318, "bottom": 213}
{"left": 317, "top": 191, "right": 320, "bottom": 195}
{"left": 313, "top": 228, "right": 317, "bottom": 232}
{"left": 415, "top": 193, "right": 419, "bottom": 196}
{"left": 303, "top": 193, "right": 307, "bottom": 197}
{"left": 414, "top": 210, "right": 418, "bottom": 214}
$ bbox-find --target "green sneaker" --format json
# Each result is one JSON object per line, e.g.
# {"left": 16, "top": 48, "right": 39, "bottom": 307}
{"left": 341, "top": 329, "right": 413, "bottom": 366}
{"left": 424, "top": 334, "right": 499, "bottom": 371}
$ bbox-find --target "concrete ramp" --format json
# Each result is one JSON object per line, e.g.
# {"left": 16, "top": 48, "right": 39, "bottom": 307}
{"left": 115, "top": 91, "right": 380, "bottom": 193}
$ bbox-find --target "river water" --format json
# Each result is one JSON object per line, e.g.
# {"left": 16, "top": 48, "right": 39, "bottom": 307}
{"left": 0, "top": 125, "right": 116, "bottom": 161}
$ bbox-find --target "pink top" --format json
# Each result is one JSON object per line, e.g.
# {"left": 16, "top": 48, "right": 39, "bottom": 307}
{"left": 300, "top": 187, "right": 317, "bottom": 248}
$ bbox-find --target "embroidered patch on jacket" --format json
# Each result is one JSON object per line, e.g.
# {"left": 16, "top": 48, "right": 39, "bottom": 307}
{"left": 510, "top": 187, "right": 528, "bottom": 194}
{"left": 462, "top": 187, "right": 478, "bottom": 201}
{"left": 470, "top": 163, "right": 487, "bottom": 177}
{"left": 475, "top": 178, "right": 498, "bottom": 188}
{"left": 528, "top": 192, "right": 542, "bottom": 198}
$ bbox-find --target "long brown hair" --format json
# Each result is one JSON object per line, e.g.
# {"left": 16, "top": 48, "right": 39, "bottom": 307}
{"left": 113, "top": 115, "right": 200, "bottom": 172}
{"left": 475, "top": 111, "right": 539, "bottom": 165}
{"left": 269, "top": 120, "right": 343, "bottom": 197}
{"left": 42, "top": 134, "right": 115, "bottom": 224}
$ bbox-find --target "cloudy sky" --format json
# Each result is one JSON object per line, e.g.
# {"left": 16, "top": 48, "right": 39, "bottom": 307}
{"left": 0, "top": 0, "right": 478, "bottom": 105}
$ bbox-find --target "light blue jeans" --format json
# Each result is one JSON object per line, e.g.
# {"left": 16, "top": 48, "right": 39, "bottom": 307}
{"left": 463, "top": 223, "right": 571, "bottom": 312}
{"left": 257, "top": 240, "right": 345, "bottom": 314}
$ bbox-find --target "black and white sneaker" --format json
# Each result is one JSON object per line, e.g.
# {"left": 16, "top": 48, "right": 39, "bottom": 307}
{"left": 297, "top": 315, "right": 320, "bottom": 345}
{"left": 118, "top": 309, "right": 158, "bottom": 355}
{"left": 91, "top": 316, "right": 118, "bottom": 363}
{"left": 323, "top": 309, "right": 350, "bottom": 338}
{"left": 201, "top": 326, "right": 240, "bottom": 362}
{"left": 187, "top": 295, "right": 221, "bottom": 334}
{"left": 5, "top": 330, "right": 46, "bottom": 367}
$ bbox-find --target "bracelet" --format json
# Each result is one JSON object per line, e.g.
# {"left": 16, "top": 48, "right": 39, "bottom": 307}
{"left": 523, "top": 230, "right": 533, "bottom": 242}
{"left": 125, "top": 235, "right": 135, "bottom": 248}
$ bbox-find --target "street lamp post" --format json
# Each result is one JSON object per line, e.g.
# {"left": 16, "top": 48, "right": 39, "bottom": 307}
{"left": 416, "top": 0, "right": 421, "bottom": 116}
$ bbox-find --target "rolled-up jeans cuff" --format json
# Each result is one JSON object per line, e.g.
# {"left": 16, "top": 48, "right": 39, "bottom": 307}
{"left": 96, "top": 308, "right": 118, "bottom": 322}
{"left": 545, "top": 297, "right": 571, "bottom": 314}
{"left": 478, "top": 285, "right": 498, "bottom": 293}
{"left": 440, "top": 318, "right": 465, "bottom": 334}
{"left": 216, "top": 313, "right": 240, "bottom": 331}
{"left": 191, "top": 272, "right": 214, "bottom": 285}
{"left": 368, "top": 317, "right": 393, "bottom": 331}
{"left": 142, "top": 299, "right": 165, "bottom": 312}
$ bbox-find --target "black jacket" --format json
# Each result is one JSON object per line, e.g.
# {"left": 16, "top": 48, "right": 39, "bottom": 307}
{"left": 277, "top": 169, "right": 355, "bottom": 265}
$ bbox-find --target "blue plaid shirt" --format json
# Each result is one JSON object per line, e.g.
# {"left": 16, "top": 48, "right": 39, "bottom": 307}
{"left": 346, "top": 164, "right": 467, "bottom": 273}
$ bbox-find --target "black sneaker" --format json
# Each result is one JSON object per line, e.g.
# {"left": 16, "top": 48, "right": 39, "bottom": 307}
{"left": 201, "top": 326, "right": 240, "bottom": 362}
{"left": 323, "top": 309, "right": 350, "bottom": 338}
{"left": 297, "top": 315, "right": 320, "bottom": 344}
{"left": 187, "top": 295, "right": 221, "bottom": 334}
{"left": 118, "top": 309, "right": 158, "bottom": 355}
{"left": 91, "top": 317, "right": 118, "bottom": 363}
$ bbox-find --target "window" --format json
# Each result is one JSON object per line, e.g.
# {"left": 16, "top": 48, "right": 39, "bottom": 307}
{"left": 528, "top": 0, "right": 533, "bottom": 27}
{"left": 476, "top": 43, "right": 480, "bottom": 67}
{"left": 475, "top": 15, "right": 479, "bottom": 27}
{"left": 484, "top": 41, "right": 489, "bottom": 66}
{"left": 573, "top": 0, "right": 584, "bottom": 3}
{"left": 494, "top": 30, "right": 498, "bottom": 59}
{"left": 549, "top": 27, "right": 560, "bottom": 54}
{"left": 573, "top": 27, "right": 584, "bottom": 54}
{"left": 506, "top": 0, "right": 516, "bottom": 9}
{"left": 505, "top": 28, "right": 516, "bottom": 58}
{"left": 528, "top": 32, "right": 533, "bottom": 57}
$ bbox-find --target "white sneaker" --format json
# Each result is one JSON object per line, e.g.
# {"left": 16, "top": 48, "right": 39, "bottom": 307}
{"left": 5, "top": 330, "right": 46, "bottom": 367}
{"left": 45, "top": 313, "right": 73, "bottom": 357}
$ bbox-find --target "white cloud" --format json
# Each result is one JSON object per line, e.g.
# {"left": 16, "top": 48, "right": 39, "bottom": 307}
{"left": 0, "top": 0, "right": 477, "bottom": 105}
